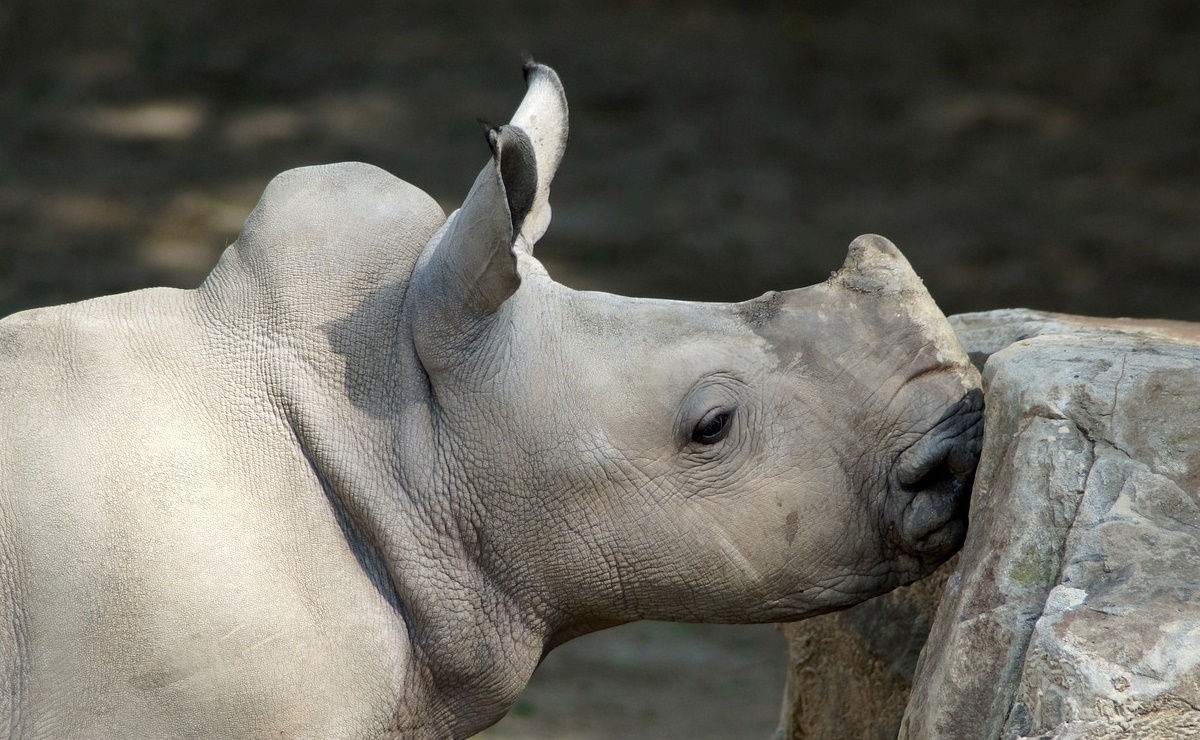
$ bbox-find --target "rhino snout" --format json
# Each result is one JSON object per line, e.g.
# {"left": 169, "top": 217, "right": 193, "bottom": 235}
{"left": 892, "top": 388, "right": 984, "bottom": 557}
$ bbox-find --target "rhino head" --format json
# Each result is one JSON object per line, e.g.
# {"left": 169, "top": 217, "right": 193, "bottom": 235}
{"left": 397, "top": 62, "right": 982, "bottom": 638}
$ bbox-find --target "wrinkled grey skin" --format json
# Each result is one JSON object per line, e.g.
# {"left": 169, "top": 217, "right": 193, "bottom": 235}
{"left": 0, "top": 63, "right": 982, "bottom": 738}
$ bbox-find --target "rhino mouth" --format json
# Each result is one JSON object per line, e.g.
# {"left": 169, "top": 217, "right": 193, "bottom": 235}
{"left": 892, "top": 388, "right": 984, "bottom": 557}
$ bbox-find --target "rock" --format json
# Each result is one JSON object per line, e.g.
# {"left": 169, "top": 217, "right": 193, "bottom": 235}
{"left": 774, "top": 562, "right": 953, "bottom": 740}
{"left": 777, "top": 309, "right": 1200, "bottom": 740}
{"left": 901, "top": 309, "right": 1200, "bottom": 739}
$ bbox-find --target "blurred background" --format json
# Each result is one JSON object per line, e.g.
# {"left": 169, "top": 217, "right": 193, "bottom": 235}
{"left": 2, "top": 0, "right": 1197, "bottom": 737}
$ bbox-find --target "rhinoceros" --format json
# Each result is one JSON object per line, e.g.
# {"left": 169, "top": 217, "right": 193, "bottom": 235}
{"left": 0, "top": 61, "right": 982, "bottom": 738}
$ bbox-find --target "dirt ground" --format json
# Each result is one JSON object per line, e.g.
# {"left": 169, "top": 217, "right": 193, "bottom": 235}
{"left": 2, "top": 1, "right": 1198, "bottom": 737}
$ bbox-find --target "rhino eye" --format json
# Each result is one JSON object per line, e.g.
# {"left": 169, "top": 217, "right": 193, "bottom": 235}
{"left": 692, "top": 409, "right": 734, "bottom": 445}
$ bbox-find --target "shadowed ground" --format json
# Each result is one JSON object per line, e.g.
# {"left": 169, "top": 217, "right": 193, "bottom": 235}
{"left": 2, "top": 1, "right": 1197, "bottom": 737}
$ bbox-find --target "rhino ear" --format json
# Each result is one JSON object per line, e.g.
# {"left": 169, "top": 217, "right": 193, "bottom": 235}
{"left": 412, "top": 124, "right": 537, "bottom": 359}
{"left": 508, "top": 58, "right": 568, "bottom": 253}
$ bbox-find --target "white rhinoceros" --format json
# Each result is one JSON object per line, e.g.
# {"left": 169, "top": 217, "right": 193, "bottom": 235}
{"left": 0, "top": 62, "right": 982, "bottom": 738}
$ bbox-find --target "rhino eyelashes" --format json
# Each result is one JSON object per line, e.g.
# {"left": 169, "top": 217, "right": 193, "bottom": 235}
{"left": 692, "top": 408, "right": 735, "bottom": 445}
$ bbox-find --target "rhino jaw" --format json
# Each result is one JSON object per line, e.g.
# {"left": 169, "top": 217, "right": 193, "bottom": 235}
{"left": 893, "top": 388, "right": 984, "bottom": 558}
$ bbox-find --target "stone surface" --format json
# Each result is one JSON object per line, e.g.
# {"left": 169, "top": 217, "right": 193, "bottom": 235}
{"left": 901, "top": 309, "right": 1200, "bottom": 739}
{"left": 775, "top": 563, "right": 953, "bottom": 740}
{"left": 778, "top": 309, "right": 1200, "bottom": 740}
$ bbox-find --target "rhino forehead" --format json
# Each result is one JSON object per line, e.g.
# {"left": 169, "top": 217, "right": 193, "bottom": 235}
{"left": 532, "top": 282, "right": 748, "bottom": 346}
{"left": 500, "top": 287, "right": 772, "bottom": 414}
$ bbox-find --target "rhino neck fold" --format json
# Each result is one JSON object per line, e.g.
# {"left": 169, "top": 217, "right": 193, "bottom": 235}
{"left": 260, "top": 323, "right": 556, "bottom": 737}
{"left": 202, "top": 234, "right": 556, "bottom": 735}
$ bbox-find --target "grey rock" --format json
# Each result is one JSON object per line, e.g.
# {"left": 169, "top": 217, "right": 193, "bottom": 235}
{"left": 901, "top": 309, "right": 1200, "bottom": 739}
{"left": 775, "top": 562, "right": 952, "bottom": 740}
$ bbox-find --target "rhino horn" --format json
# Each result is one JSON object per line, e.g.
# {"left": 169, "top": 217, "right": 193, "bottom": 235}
{"left": 508, "top": 58, "right": 568, "bottom": 252}
{"left": 830, "top": 233, "right": 924, "bottom": 295}
{"left": 830, "top": 233, "right": 967, "bottom": 359}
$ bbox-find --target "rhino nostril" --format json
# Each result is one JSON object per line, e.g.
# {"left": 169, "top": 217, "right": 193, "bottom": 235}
{"left": 896, "top": 453, "right": 973, "bottom": 555}
{"left": 903, "top": 454, "right": 964, "bottom": 497}
{"left": 898, "top": 436, "right": 963, "bottom": 490}
{"left": 899, "top": 436, "right": 979, "bottom": 494}
{"left": 892, "top": 391, "right": 984, "bottom": 556}
{"left": 897, "top": 391, "right": 984, "bottom": 491}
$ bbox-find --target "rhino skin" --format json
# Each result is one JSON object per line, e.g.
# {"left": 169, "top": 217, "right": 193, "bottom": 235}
{"left": 0, "top": 61, "right": 982, "bottom": 739}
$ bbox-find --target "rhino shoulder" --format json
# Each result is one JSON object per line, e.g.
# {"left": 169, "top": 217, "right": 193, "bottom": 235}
{"left": 201, "top": 162, "right": 447, "bottom": 324}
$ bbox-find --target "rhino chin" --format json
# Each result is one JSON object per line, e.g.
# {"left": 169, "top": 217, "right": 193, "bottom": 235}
{"left": 892, "top": 388, "right": 984, "bottom": 558}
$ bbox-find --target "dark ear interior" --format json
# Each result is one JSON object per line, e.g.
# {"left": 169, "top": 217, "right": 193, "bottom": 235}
{"left": 487, "top": 125, "right": 538, "bottom": 234}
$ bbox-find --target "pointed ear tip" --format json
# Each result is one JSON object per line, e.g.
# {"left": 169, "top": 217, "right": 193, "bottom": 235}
{"left": 521, "top": 54, "right": 538, "bottom": 81}
{"left": 520, "top": 57, "right": 561, "bottom": 89}
{"left": 479, "top": 121, "right": 500, "bottom": 156}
